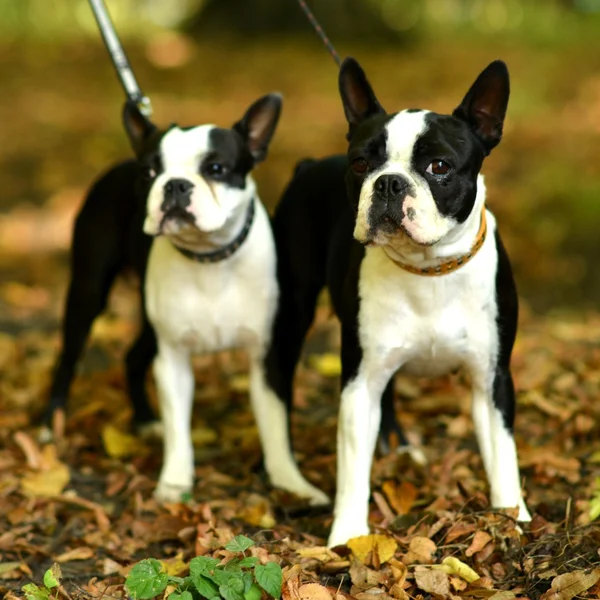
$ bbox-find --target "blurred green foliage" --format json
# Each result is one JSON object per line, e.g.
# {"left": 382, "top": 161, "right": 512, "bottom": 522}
{"left": 1, "top": 0, "right": 600, "bottom": 313}
{"left": 1, "top": 0, "right": 600, "bottom": 42}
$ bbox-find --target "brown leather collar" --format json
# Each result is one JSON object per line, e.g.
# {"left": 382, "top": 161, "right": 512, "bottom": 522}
{"left": 388, "top": 205, "right": 487, "bottom": 276}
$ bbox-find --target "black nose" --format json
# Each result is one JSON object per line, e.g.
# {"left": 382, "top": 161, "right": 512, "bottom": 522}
{"left": 374, "top": 174, "right": 409, "bottom": 201}
{"left": 163, "top": 178, "right": 194, "bottom": 210}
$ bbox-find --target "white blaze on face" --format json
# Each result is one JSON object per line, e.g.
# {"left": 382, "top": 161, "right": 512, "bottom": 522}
{"left": 143, "top": 125, "right": 252, "bottom": 236}
{"left": 353, "top": 110, "right": 456, "bottom": 248}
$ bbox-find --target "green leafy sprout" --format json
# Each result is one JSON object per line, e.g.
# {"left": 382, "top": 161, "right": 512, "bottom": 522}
{"left": 125, "top": 534, "right": 283, "bottom": 600}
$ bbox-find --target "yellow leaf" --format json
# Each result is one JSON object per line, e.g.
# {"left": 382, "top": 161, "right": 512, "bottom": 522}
{"left": 191, "top": 426, "right": 218, "bottom": 447}
{"left": 310, "top": 353, "right": 341, "bottom": 378}
{"left": 20, "top": 446, "right": 70, "bottom": 498}
{"left": 440, "top": 556, "right": 480, "bottom": 583}
{"left": 229, "top": 374, "right": 250, "bottom": 393}
{"left": 102, "top": 424, "right": 147, "bottom": 459}
{"left": 347, "top": 534, "right": 397, "bottom": 564}
{"left": 160, "top": 554, "right": 188, "bottom": 577}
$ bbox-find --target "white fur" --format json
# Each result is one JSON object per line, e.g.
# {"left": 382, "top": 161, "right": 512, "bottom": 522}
{"left": 328, "top": 202, "right": 530, "bottom": 547}
{"left": 146, "top": 162, "right": 326, "bottom": 504}
{"left": 354, "top": 110, "right": 457, "bottom": 248}
{"left": 144, "top": 126, "right": 251, "bottom": 238}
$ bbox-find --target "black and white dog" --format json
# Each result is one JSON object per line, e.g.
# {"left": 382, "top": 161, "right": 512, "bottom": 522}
{"left": 47, "top": 95, "right": 329, "bottom": 505}
{"left": 267, "top": 58, "right": 532, "bottom": 546}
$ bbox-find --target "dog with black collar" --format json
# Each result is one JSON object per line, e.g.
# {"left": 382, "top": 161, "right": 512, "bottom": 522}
{"left": 266, "top": 58, "right": 532, "bottom": 546}
{"left": 47, "top": 95, "right": 330, "bottom": 505}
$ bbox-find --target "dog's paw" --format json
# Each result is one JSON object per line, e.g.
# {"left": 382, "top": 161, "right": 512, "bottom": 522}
{"left": 137, "top": 420, "right": 164, "bottom": 441}
{"left": 270, "top": 471, "right": 331, "bottom": 507}
{"left": 306, "top": 487, "right": 331, "bottom": 507}
{"left": 327, "top": 522, "right": 370, "bottom": 548}
{"left": 37, "top": 426, "right": 53, "bottom": 444}
{"left": 397, "top": 445, "right": 427, "bottom": 466}
{"left": 517, "top": 501, "right": 532, "bottom": 523}
{"left": 154, "top": 481, "right": 192, "bottom": 504}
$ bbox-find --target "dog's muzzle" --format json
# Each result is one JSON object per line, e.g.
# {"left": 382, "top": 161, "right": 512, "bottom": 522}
{"left": 162, "top": 178, "right": 194, "bottom": 212}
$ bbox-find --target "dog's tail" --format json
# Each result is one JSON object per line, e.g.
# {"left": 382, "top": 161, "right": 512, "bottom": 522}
{"left": 293, "top": 158, "right": 318, "bottom": 179}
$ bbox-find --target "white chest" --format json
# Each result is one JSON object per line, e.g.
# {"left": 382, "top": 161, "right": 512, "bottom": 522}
{"left": 145, "top": 204, "right": 278, "bottom": 355}
{"left": 358, "top": 236, "right": 499, "bottom": 378}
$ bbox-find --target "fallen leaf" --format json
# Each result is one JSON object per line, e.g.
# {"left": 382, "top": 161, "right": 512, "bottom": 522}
{"left": 488, "top": 592, "right": 516, "bottom": 600}
{"left": 55, "top": 547, "right": 94, "bottom": 563}
{"left": 540, "top": 569, "right": 600, "bottom": 600}
{"left": 309, "top": 353, "right": 341, "bottom": 377}
{"left": 402, "top": 536, "right": 436, "bottom": 565}
{"left": 20, "top": 446, "right": 70, "bottom": 498}
{"left": 102, "top": 424, "right": 147, "bottom": 459}
{"left": 296, "top": 547, "right": 340, "bottom": 562}
{"left": 298, "top": 583, "right": 333, "bottom": 600}
{"left": 347, "top": 534, "right": 398, "bottom": 564}
{"left": 434, "top": 557, "right": 480, "bottom": 583}
{"left": 415, "top": 567, "right": 450, "bottom": 598}
{"left": 382, "top": 481, "right": 418, "bottom": 515}
{"left": 465, "top": 531, "right": 492, "bottom": 557}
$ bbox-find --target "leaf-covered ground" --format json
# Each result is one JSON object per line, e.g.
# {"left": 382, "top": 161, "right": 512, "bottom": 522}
{"left": 0, "top": 266, "right": 600, "bottom": 599}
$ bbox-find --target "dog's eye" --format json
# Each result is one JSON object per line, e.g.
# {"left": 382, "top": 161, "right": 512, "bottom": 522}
{"left": 351, "top": 158, "right": 369, "bottom": 174}
{"left": 205, "top": 162, "right": 227, "bottom": 177}
{"left": 426, "top": 160, "right": 451, "bottom": 176}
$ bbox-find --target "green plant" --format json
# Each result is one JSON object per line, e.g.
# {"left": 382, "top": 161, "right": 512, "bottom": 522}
{"left": 22, "top": 564, "right": 62, "bottom": 600}
{"left": 125, "top": 535, "right": 283, "bottom": 600}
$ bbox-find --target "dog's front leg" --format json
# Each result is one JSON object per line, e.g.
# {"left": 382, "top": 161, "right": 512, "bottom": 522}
{"left": 249, "top": 359, "right": 330, "bottom": 506}
{"left": 153, "top": 342, "right": 195, "bottom": 503}
{"left": 471, "top": 365, "right": 531, "bottom": 521}
{"left": 328, "top": 355, "right": 393, "bottom": 547}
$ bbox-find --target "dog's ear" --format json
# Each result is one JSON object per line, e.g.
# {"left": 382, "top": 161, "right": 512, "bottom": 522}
{"left": 453, "top": 60, "right": 510, "bottom": 155}
{"left": 122, "top": 100, "right": 157, "bottom": 157}
{"left": 339, "top": 57, "right": 385, "bottom": 139}
{"left": 233, "top": 93, "right": 282, "bottom": 163}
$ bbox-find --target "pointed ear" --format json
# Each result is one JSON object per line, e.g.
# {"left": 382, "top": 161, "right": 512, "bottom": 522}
{"left": 233, "top": 93, "right": 282, "bottom": 163}
{"left": 339, "top": 57, "right": 385, "bottom": 138}
{"left": 122, "top": 100, "right": 157, "bottom": 157}
{"left": 452, "top": 60, "right": 510, "bottom": 155}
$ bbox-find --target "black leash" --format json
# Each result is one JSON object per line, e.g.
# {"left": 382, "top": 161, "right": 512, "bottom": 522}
{"left": 88, "top": 0, "right": 153, "bottom": 117}
{"left": 296, "top": 0, "right": 341, "bottom": 67}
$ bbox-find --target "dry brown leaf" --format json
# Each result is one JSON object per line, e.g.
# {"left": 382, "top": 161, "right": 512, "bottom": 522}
{"left": 540, "top": 569, "right": 600, "bottom": 600}
{"left": 415, "top": 567, "right": 450, "bottom": 598}
{"left": 445, "top": 522, "right": 477, "bottom": 543}
{"left": 347, "top": 534, "right": 398, "bottom": 564}
{"left": 382, "top": 480, "right": 418, "bottom": 515}
{"left": 299, "top": 583, "right": 333, "bottom": 600}
{"left": 488, "top": 592, "right": 516, "bottom": 600}
{"left": 402, "top": 536, "right": 436, "bottom": 565}
{"left": 55, "top": 547, "right": 95, "bottom": 563}
{"left": 465, "top": 531, "right": 492, "bottom": 557}
{"left": 296, "top": 547, "right": 341, "bottom": 562}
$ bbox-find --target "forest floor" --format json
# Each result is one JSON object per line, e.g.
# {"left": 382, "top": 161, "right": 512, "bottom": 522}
{"left": 0, "top": 267, "right": 599, "bottom": 599}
